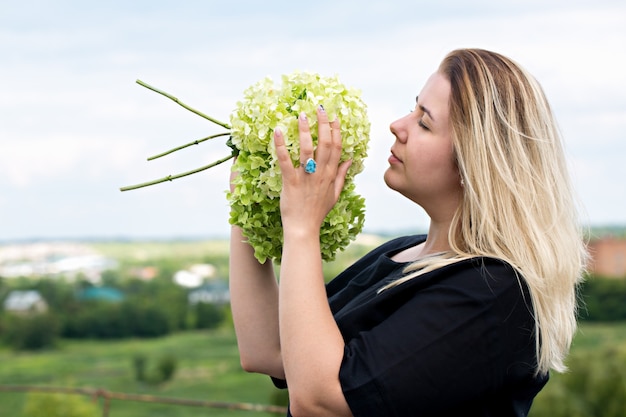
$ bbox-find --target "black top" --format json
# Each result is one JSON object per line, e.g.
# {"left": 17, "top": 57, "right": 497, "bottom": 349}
{"left": 276, "top": 235, "right": 548, "bottom": 417}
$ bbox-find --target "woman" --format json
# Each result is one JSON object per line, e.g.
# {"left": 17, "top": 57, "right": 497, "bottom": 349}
{"left": 229, "top": 48, "right": 587, "bottom": 417}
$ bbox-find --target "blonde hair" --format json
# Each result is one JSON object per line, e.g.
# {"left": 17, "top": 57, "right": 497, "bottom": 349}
{"left": 385, "top": 49, "right": 587, "bottom": 375}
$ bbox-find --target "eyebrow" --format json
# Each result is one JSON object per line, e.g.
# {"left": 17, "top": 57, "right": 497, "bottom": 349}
{"left": 415, "top": 95, "right": 435, "bottom": 122}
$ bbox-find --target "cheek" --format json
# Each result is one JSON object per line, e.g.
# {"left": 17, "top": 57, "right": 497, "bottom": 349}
{"left": 433, "top": 148, "right": 458, "bottom": 177}
{"left": 410, "top": 146, "right": 457, "bottom": 184}
{"left": 410, "top": 144, "right": 451, "bottom": 170}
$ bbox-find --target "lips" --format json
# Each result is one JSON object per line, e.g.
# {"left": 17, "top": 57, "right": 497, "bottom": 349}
{"left": 389, "top": 148, "right": 402, "bottom": 164}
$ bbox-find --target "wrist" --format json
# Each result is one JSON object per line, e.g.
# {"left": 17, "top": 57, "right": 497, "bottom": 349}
{"left": 282, "top": 223, "right": 320, "bottom": 242}
{"left": 282, "top": 229, "right": 322, "bottom": 260}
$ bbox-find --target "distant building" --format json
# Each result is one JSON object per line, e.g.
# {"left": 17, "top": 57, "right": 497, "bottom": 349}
{"left": 77, "top": 287, "right": 124, "bottom": 302}
{"left": 3, "top": 290, "right": 48, "bottom": 314}
{"left": 129, "top": 266, "right": 158, "bottom": 281}
{"left": 0, "top": 242, "right": 116, "bottom": 283}
{"left": 188, "top": 282, "right": 230, "bottom": 305}
{"left": 173, "top": 263, "right": 217, "bottom": 288}
{"left": 587, "top": 237, "right": 626, "bottom": 278}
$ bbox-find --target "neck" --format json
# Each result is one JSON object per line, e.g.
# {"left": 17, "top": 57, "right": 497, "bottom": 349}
{"left": 422, "top": 219, "right": 453, "bottom": 256}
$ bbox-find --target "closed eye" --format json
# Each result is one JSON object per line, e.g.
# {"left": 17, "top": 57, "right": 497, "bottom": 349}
{"left": 418, "top": 119, "right": 429, "bottom": 131}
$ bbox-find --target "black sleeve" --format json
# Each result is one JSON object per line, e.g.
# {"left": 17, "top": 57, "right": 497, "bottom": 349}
{"left": 339, "top": 261, "right": 538, "bottom": 417}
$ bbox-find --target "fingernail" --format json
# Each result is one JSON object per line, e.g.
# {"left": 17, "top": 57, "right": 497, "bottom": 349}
{"left": 299, "top": 112, "right": 307, "bottom": 120}
{"left": 318, "top": 104, "right": 325, "bottom": 112}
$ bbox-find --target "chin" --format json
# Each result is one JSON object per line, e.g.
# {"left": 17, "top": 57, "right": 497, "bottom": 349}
{"left": 383, "top": 169, "right": 399, "bottom": 191}
{"left": 383, "top": 171, "right": 393, "bottom": 188}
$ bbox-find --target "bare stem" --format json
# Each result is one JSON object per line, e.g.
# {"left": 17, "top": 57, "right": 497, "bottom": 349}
{"left": 136, "top": 79, "right": 231, "bottom": 130}
{"left": 148, "top": 132, "right": 231, "bottom": 161}
{"left": 119, "top": 153, "right": 235, "bottom": 192}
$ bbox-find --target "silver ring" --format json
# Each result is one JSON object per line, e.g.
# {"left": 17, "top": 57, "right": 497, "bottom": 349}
{"left": 301, "top": 158, "right": 317, "bottom": 174}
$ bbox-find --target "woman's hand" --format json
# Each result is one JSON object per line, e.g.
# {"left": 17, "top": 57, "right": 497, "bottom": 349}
{"left": 274, "top": 106, "right": 352, "bottom": 236}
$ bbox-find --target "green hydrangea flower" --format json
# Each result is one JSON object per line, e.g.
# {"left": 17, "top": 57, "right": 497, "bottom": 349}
{"left": 121, "top": 72, "right": 369, "bottom": 264}
{"left": 228, "top": 71, "right": 370, "bottom": 263}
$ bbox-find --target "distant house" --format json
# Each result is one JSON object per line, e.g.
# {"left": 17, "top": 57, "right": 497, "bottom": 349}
{"left": 188, "top": 282, "right": 230, "bottom": 305}
{"left": 173, "top": 263, "right": 217, "bottom": 288}
{"left": 587, "top": 237, "right": 626, "bottom": 278}
{"left": 77, "top": 286, "right": 124, "bottom": 302}
{"left": 129, "top": 266, "right": 158, "bottom": 281}
{"left": 3, "top": 290, "right": 48, "bottom": 314}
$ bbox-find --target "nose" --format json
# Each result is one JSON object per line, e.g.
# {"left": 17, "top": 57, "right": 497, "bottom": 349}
{"left": 389, "top": 116, "right": 408, "bottom": 143}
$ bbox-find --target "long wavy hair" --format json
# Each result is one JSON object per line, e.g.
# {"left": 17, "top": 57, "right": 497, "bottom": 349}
{"left": 384, "top": 49, "right": 587, "bottom": 375}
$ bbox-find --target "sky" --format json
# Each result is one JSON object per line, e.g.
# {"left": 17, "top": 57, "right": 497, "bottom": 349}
{"left": 1, "top": 0, "right": 625, "bottom": 241}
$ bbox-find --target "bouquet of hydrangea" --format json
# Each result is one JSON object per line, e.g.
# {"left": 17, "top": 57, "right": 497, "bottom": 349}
{"left": 121, "top": 71, "right": 370, "bottom": 263}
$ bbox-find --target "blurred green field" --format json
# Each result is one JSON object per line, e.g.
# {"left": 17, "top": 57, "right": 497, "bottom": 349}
{"left": 0, "top": 328, "right": 281, "bottom": 417}
{"left": 530, "top": 321, "right": 626, "bottom": 417}
{"left": 1, "top": 322, "right": 625, "bottom": 417}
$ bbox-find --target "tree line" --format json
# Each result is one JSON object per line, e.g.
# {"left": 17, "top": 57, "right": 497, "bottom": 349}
{"left": 2, "top": 268, "right": 625, "bottom": 351}
{"left": 0, "top": 257, "right": 230, "bottom": 350}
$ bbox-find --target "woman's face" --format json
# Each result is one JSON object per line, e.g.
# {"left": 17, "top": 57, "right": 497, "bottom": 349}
{"left": 384, "top": 72, "right": 461, "bottom": 217}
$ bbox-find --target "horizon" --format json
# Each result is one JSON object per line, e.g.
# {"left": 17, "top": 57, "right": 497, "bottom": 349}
{"left": 2, "top": 223, "right": 625, "bottom": 245}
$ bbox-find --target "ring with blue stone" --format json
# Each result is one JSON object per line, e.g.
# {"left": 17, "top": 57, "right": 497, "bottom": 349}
{"left": 301, "top": 158, "right": 317, "bottom": 174}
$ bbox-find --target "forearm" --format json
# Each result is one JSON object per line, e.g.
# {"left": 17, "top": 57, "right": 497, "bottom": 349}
{"left": 229, "top": 225, "right": 283, "bottom": 378}
{"left": 279, "top": 230, "right": 351, "bottom": 416}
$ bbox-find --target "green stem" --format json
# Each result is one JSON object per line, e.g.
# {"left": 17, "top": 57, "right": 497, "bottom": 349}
{"left": 119, "top": 153, "right": 235, "bottom": 192}
{"left": 136, "top": 80, "right": 231, "bottom": 130}
{"left": 147, "top": 132, "right": 231, "bottom": 161}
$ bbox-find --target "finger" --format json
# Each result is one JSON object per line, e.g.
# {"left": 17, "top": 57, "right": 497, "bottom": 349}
{"left": 297, "top": 111, "right": 314, "bottom": 163}
{"left": 315, "top": 105, "right": 333, "bottom": 166}
{"left": 273, "top": 128, "right": 294, "bottom": 179}
{"left": 334, "top": 160, "right": 352, "bottom": 198}
{"left": 327, "top": 116, "right": 343, "bottom": 168}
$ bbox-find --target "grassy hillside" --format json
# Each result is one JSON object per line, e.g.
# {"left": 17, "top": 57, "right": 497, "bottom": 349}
{"left": 0, "top": 328, "right": 280, "bottom": 417}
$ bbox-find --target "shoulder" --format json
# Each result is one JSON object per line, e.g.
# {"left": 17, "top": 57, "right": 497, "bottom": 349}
{"left": 389, "top": 257, "right": 536, "bottom": 352}
{"left": 425, "top": 256, "right": 523, "bottom": 289}
{"left": 387, "top": 257, "right": 531, "bottom": 315}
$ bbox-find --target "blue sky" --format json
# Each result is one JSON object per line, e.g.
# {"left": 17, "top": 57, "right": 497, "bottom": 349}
{"left": 1, "top": 0, "right": 625, "bottom": 241}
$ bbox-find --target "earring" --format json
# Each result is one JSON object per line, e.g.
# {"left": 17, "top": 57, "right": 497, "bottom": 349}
{"left": 460, "top": 178, "right": 465, "bottom": 187}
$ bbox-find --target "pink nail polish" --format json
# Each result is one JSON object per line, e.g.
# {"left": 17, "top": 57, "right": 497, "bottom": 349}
{"left": 300, "top": 112, "right": 307, "bottom": 120}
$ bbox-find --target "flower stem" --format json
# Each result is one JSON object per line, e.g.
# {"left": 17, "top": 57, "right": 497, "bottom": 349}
{"left": 147, "top": 132, "right": 231, "bottom": 161}
{"left": 136, "top": 79, "right": 231, "bottom": 130}
{"left": 119, "top": 153, "right": 235, "bottom": 192}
